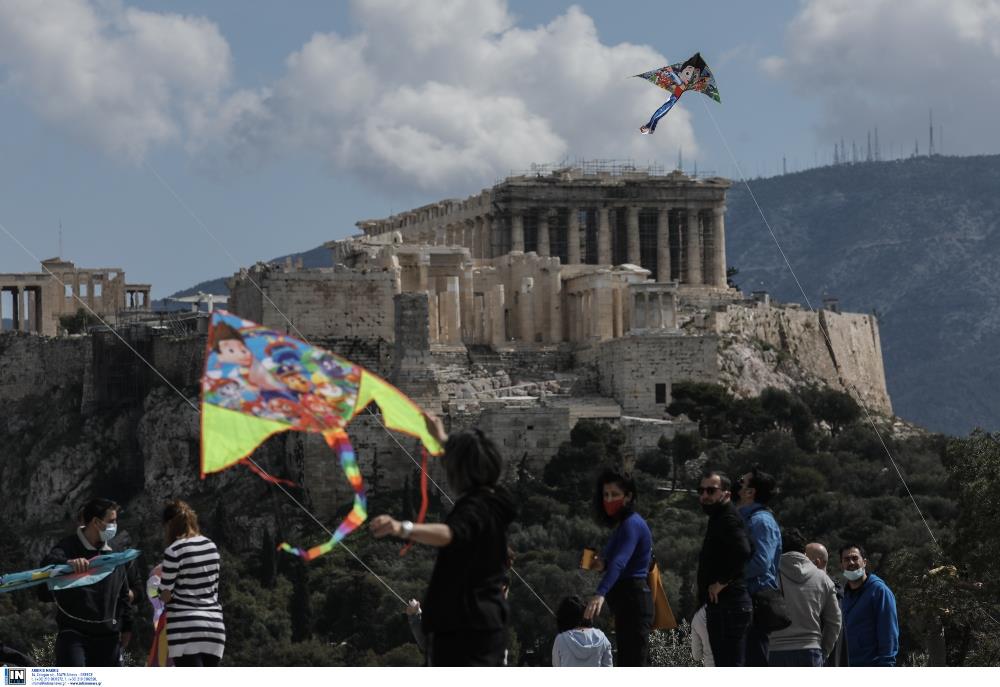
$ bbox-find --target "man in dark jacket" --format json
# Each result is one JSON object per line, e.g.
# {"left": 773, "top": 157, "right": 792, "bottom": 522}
{"left": 697, "top": 471, "right": 752, "bottom": 666}
{"left": 38, "top": 498, "right": 134, "bottom": 667}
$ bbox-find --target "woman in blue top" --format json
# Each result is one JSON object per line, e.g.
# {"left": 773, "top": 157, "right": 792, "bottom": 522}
{"left": 583, "top": 468, "right": 654, "bottom": 666}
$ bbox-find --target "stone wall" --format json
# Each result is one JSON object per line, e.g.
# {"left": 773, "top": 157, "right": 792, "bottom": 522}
{"left": 0, "top": 333, "right": 88, "bottom": 402}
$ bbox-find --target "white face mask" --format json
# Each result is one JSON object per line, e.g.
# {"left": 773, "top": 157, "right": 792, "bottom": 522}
{"left": 843, "top": 567, "right": 865, "bottom": 582}
{"left": 99, "top": 523, "right": 117, "bottom": 542}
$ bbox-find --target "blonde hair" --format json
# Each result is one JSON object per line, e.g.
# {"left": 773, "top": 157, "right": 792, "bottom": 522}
{"left": 162, "top": 499, "right": 201, "bottom": 544}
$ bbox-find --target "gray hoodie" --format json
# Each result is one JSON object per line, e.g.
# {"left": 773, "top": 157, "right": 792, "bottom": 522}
{"left": 769, "top": 551, "right": 843, "bottom": 658}
{"left": 552, "top": 628, "right": 613, "bottom": 667}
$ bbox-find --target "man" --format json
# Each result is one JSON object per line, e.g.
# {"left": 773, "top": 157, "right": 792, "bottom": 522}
{"left": 735, "top": 466, "right": 782, "bottom": 666}
{"left": 696, "top": 471, "right": 752, "bottom": 666}
{"left": 839, "top": 544, "right": 899, "bottom": 666}
{"left": 768, "top": 529, "right": 842, "bottom": 666}
{"left": 806, "top": 541, "right": 849, "bottom": 666}
{"left": 38, "top": 498, "right": 134, "bottom": 667}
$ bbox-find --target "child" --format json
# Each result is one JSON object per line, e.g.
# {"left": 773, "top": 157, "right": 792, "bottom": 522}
{"left": 552, "top": 595, "right": 613, "bottom": 667}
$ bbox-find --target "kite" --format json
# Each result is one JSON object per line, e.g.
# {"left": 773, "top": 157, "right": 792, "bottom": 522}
{"left": 634, "top": 52, "right": 720, "bottom": 134}
{"left": 0, "top": 550, "right": 140, "bottom": 594}
{"left": 200, "top": 310, "right": 444, "bottom": 561}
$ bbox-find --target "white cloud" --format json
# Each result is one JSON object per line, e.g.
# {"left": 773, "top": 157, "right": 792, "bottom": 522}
{"left": 0, "top": 0, "right": 704, "bottom": 192}
{"left": 207, "top": 0, "right": 700, "bottom": 192}
{"left": 763, "top": 0, "right": 1000, "bottom": 156}
{"left": 0, "top": 0, "right": 231, "bottom": 161}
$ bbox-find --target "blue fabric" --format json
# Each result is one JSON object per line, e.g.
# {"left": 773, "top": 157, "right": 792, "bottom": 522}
{"left": 739, "top": 504, "right": 781, "bottom": 594}
{"left": 841, "top": 573, "right": 898, "bottom": 667}
{"left": 596, "top": 512, "right": 652, "bottom": 597}
{"left": 643, "top": 95, "right": 679, "bottom": 133}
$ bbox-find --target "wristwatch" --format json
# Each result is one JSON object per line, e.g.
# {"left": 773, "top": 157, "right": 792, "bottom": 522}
{"left": 400, "top": 520, "right": 414, "bottom": 540}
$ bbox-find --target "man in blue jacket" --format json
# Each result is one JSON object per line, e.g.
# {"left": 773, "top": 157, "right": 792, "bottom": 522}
{"left": 839, "top": 544, "right": 899, "bottom": 666}
{"left": 736, "top": 466, "right": 782, "bottom": 666}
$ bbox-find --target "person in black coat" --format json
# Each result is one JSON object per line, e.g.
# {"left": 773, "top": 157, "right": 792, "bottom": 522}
{"left": 696, "top": 471, "right": 752, "bottom": 667}
{"left": 37, "top": 498, "right": 134, "bottom": 667}
{"left": 371, "top": 416, "right": 516, "bottom": 666}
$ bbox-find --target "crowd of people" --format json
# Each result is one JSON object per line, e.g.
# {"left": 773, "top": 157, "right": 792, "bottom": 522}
{"left": 23, "top": 419, "right": 899, "bottom": 668}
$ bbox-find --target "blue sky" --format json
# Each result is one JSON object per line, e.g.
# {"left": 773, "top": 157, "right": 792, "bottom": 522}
{"left": 2, "top": 0, "right": 996, "bottom": 297}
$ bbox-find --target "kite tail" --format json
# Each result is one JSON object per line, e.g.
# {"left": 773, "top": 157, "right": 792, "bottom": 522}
{"left": 242, "top": 458, "right": 298, "bottom": 487}
{"left": 399, "top": 447, "right": 430, "bottom": 556}
{"left": 278, "top": 429, "right": 368, "bottom": 562}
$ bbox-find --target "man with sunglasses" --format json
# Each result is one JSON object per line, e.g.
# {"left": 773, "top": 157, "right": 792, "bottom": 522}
{"left": 696, "top": 472, "right": 752, "bottom": 666}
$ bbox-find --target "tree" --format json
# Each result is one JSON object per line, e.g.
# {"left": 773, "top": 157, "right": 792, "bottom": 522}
{"left": 728, "top": 396, "right": 773, "bottom": 447}
{"left": 760, "top": 387, "right": 815, "bottom": 450}
{"left": 666, "top": 382, "right": 733, "bottom": 439}
{"left": 804, "top": 387, "right": 862, "bottom": 436}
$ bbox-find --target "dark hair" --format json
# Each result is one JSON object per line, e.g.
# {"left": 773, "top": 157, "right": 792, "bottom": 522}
{"left": 593, "top": 467, "right": 637, "bottom": 526}
{"left": 701, "top": 471, "right": 731, "bottom": 492}
{"left": 839, "top": 543, "right": 867, "bottom": 561}
{"left": 162, "top": 499, "right": 201, "bottom": 544}
{"left": 79, "top": 498, "right": 119, "bottom": 525}
{"left": 441, "top": 428, "right": 504, "bottom": 494}
{"left": 556, "top": 595, "right": 591, "bottom": 633}
{"left": 782, "top": 527, "right": 807, "bottom": 554}
{"left": 682, "top": 52, "right": 707, "bottom": 72}
{"left": 746, "top": 465, "right": 777, "bottom": 505}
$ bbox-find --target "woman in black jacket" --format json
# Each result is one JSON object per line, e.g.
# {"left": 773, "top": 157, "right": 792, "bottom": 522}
{"left": 371, "top": 417, "right": 516, "bottom": 666}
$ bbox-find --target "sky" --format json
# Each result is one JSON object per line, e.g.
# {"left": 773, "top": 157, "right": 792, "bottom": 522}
{"left": 2, "top": 0, "right": 999, "bottom": 297}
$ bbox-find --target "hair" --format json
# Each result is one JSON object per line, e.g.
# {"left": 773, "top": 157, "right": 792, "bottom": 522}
{"left": 210, "top": 322, "right": 244, "bottom": 352}
{"left": 839, "top": 543, "right": 867, "bottom": 561}
{"left": 745, "top": 465, "right": 777, "bottom": 505}
{"left": 162, "top": 500, "right": 201, "bottom": 544}
{"left": 556, "top": 595, "right": 592, "bottom": 633}
{"left": 782, "top": 528, "right": 807, "bottom": 554}
{"left": 701, "top": 470, "right": 731, "bottom": 492}
{"left": 593, "top": 467, "right": 637, "bottom": 526}
{"left": 682, "top": 53, "right": 707, "bottom": 72}
{"left": 79, "top": 498, "right": 119, "bottom": 526}
{"left": 441, "top": 428, "right": 504, "bottom": 495}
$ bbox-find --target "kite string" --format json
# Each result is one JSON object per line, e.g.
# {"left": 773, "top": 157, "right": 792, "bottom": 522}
{"left": 698, "top": 98, "right": 939, "bottom": 548}
{"left": 144, "top": 163, "right": 556, "bottom": 617}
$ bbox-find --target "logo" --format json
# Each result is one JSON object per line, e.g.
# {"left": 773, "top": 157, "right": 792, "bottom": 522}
{"left": 4, "top": 668, "right": 26, "bottom": 686}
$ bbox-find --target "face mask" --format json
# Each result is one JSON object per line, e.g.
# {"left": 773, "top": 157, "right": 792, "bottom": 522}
{"left": 603, "top": 498, "right": 626, "bottom": 518}
{"left": 99, "top": 523, "right": 117, "bottom": 542}
{"left": 843, "top": 567, "right": 865, "bottom": 582}
{"left": 701, "top": 502, "right": 724, "bottom": 516}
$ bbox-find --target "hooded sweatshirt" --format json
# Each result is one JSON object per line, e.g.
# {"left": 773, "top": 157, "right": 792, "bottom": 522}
{"left": 769, "top": 551, "right": 842, "bottom": 657}
{"left": 422, "top": 485, "right": 517, "bottom": 634}
{"left": 841, "top": 573, "right": 898, "bottom": 666}
{"left": 552, "top": 628, "right": 613, "bottom": 667}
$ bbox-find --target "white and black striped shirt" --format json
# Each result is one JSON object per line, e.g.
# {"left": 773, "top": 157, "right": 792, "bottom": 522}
{"left": 160, "top": 535, "right": 225, "bottom": 659}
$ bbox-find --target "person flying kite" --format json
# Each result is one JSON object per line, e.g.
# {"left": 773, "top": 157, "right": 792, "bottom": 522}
{"left": 635, "top": 52, "right": 720, "bottom": 134}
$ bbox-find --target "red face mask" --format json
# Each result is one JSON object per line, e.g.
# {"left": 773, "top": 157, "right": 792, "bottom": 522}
{"left": 603, "top": 497, "right": 626, "bottom": 517}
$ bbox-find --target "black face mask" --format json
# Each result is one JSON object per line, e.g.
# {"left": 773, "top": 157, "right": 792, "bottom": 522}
{"left": 701, "top": 501, "right": 725, "bottom": 516}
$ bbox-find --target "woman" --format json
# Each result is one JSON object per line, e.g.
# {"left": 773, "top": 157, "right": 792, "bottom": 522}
{"left": 158, "top": 500, "right": 225, "bottom": 667}
{"left": 583, "top": 468, "right": 654, "bottom": 666}
{"left": 371, "top": 418, "right": 516, "bottom": 666}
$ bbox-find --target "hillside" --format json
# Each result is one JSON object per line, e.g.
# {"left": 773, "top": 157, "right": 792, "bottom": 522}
{"left": 725, "top": 154, "right": 1000, "bottom": 435}
{"left": 168, "top": 154, "right": 1000, "bottom": 435}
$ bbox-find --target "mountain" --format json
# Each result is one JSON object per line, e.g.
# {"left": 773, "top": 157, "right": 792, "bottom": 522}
{"left": 166, "top": 244, "right": 332, "bottom": 299}
{"left": 168, "top": 154, "right": 1000, "bottom": 435}
{"left": 725, "top": 154, "right": 1000, "bottom": 436}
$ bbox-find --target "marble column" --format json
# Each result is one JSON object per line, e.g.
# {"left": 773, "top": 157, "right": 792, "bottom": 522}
{"left": 686, "top": 208, "right": 703, "bottom": 285}
{"left": 712, "top": 206, "right": 727, "bottom": 288}
{"left": 627, "top": 205, "right": 640, "bottom": 266}
{"left": 567, "top": 208, "right": 581, "bottom": 264}
{"left": 538, "top": 210, "right": 550, "bottom": 257}
{"left": 657, "top": 206, "right": 671, "bottom": 282}
{"left": 597, "top": 207, "right": 611, "bottom": 265}
{"left": 511, "top": 211, "right": 525, "bottom": 252}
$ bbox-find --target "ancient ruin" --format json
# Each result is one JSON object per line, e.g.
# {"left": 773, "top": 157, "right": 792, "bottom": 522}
{"left": 0, "top": 258, "right": 151, "bottom": 336}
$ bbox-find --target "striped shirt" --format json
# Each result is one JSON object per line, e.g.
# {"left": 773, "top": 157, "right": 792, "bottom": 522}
{"left": 160, "top": 535, "right": 225, "bottom": 659}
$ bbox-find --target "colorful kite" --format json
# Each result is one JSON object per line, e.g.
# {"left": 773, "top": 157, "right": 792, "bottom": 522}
{"left": 0, "top": 550, "right": 140, "bottom": 594}
{"left": 635, "top": 52, "right": 720, "bottom": 134}
{"left": 200, "top": 310, "right": 444, "bottom": 561}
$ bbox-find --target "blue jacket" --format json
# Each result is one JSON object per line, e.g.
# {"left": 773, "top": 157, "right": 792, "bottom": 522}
{"left": 739, "top": 504, "right": 781, "bottom": 594}
{"left": 841, "top": 573, "right": 898, "bottom": 666}
{"left": 597, "top": 511, "right": 652, "bottom": 597}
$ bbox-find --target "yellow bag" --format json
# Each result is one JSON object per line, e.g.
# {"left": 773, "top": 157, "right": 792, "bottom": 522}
{"left": 648, "top": 561, "right": 677, "bottom": 630}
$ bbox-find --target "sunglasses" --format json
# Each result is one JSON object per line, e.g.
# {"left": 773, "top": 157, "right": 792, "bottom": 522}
{"left": 697, "top": 486, "right": 720, "bottom": 495}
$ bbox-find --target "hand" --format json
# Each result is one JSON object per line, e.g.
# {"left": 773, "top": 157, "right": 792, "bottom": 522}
{"left": 120, "top": 631, "right": 132, "bottom": 648}
{"left": 423, "top": 413, "right": 448, "bottom": 445}
{"left": 370, "top": 515, "right": 402, "bottom": 539}
{"left": 583, "top": 595, "right": 605, "bottom": 621}
{"left": 592, "top": 555, "right": 605, "bottom": 573}
{"left": 708, "top": 582, "right": 727, "bottom": 603}
{"left": 67, "top": 558, "right": 90, "bottom": 574}
{"left": 128, "top": 588, "right": 135, "bottom": 603}
{"left": 405, "top": 599, "right": 421, "bottom": 616}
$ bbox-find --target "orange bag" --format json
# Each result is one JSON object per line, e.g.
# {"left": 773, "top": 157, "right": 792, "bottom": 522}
{"left": 648, "top": 561, "right": 677, "bottom": 630}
